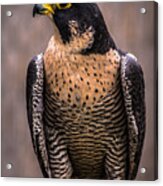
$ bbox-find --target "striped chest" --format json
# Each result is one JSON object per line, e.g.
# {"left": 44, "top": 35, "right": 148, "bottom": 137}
{"left": 44, "top": 77, "right": 127, "bottom": 178}
{"left": 43, "top": 37, "right": 127, "bottom": 178}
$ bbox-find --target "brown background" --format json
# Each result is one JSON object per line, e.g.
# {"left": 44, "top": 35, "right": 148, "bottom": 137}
{"left": 1, "top": 2, "right": 157, "bottom": 180}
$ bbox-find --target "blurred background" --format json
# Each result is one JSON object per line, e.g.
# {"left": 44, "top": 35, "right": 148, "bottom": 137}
{"left": 1, "top": 2, "right": 157, "bottom": 180}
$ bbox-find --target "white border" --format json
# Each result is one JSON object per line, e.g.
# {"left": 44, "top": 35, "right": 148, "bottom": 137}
{"left": 0, "top": 0, "right": 160, "bottom": 5}
{"left": 0, "top": 0, "right": 162, "bottom": 185}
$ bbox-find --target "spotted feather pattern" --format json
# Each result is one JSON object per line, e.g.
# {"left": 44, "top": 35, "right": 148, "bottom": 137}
{"left": 42, "top": 37, "right": 130, "bottom": 179}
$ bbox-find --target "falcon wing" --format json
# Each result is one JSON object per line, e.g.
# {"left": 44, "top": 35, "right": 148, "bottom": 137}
{"left": 26, "top": 53, "right": 52, "bottom": 178}
{"left": 121, "top": 53, "right": 146, "bottom": 179}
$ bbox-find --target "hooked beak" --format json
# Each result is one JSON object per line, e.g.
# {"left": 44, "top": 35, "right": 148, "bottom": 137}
{"left": 33, "top": 4, "right": 55, "bottom": 17}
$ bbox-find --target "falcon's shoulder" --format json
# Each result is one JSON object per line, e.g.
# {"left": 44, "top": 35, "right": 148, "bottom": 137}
{"left": 120, "top": 53, "right": 146, "bottom": 179}
{"left": 26, "top": 53, "right": 51, "bottom": 178}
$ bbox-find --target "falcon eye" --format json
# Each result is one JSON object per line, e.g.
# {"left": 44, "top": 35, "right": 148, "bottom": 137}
{"left": 56, "top": 3, "right": 72, "bottom": 10}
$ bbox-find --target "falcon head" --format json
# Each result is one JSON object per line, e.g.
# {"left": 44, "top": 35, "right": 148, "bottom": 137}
{"left": 33, "top": 3, "right": 116, "bottom": 54}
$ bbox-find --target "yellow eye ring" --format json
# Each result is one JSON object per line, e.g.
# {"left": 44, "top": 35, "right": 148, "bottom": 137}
{"left": 56, "top": 3, "right": 72, "bottom": 10}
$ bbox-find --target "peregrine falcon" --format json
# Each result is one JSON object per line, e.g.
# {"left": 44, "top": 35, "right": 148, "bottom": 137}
{"left": 26, "top": 3, "right": 145, "bottom": 180}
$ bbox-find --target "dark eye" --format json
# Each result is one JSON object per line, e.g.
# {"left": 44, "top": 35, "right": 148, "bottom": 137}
{"left": 56, "top": 3, "right": 72, "bottom": 10}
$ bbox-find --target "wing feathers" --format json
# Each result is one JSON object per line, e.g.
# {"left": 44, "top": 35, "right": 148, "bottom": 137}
{"left": 121, "top": 53, "right": 146, "bottom": 179}
{"left": 26, "top": 54, "right": 52, "bottom": 177}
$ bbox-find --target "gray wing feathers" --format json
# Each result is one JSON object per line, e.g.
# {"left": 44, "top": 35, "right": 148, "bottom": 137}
{"left": 26, "top": 54, "right": 52, "bottom": 178}
{"left": 121, "top": 53, "right": 145, "bottom": 179}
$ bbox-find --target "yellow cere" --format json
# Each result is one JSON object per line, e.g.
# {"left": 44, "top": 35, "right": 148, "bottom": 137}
{"left": 42, "top": 4, "right": 54, "bottom": 14}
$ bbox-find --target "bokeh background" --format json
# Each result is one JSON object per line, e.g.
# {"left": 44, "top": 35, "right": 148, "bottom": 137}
{"left": 1, "top": 2, "right": 157, "bottom": 180}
